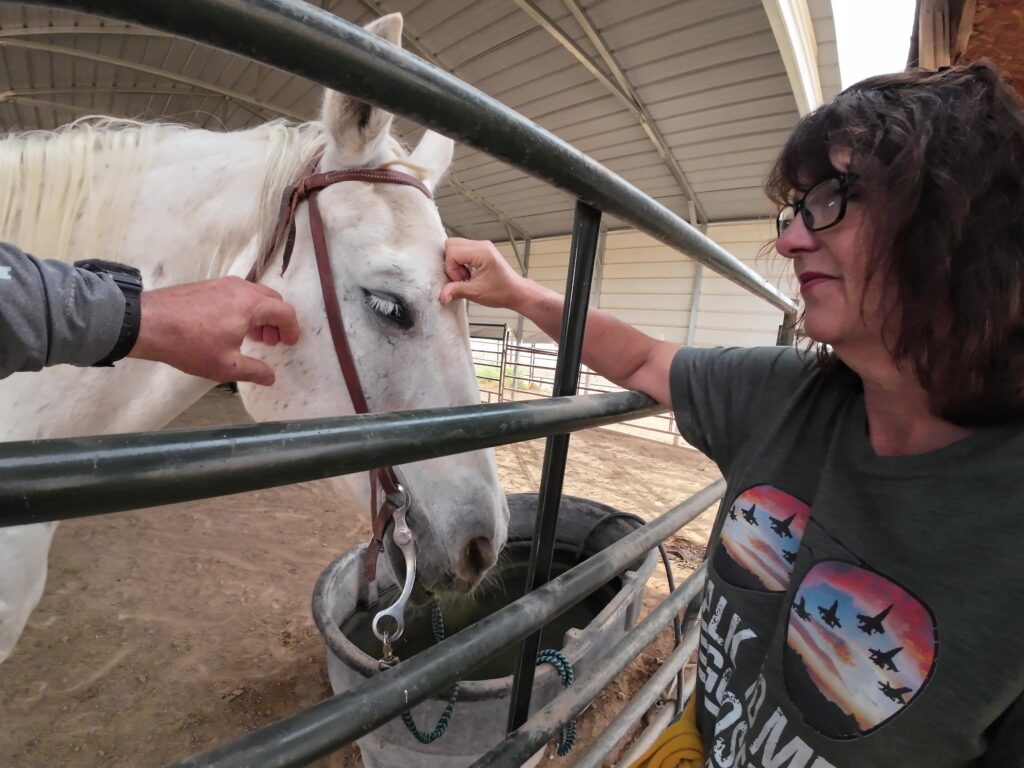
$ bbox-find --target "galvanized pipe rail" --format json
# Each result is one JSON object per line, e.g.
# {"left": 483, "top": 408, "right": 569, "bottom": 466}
{"left": 0, "top": 391, "right": 661, "bottom": 525}
{"left": 20, "top": 0, "right": 798, "bottom": 321}
{"left": 472, "top": 563, "right": 708, "bottom": 768}
{"left": 574, "top": 624, "right": 700, "bottom": 767}
{"left": 169, "top": 480, "right": 726, "bottom": 768}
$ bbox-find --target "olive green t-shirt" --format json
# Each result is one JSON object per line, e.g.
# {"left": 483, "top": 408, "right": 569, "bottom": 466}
{"left": 671, "top": 346, "right": 1024, "bottom": 768}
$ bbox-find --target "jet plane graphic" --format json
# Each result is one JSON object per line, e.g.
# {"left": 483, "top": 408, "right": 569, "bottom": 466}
{"left": 818, "top": 599, "right": 842, "bottom": 629}
{"left": 728, "top": 506, "right": 737, "bottom": 521}
{"left": 878, "top": 680, "right": 913, "bottom": 704}
{"left": 782, "top": 548, "right": 798, "bottom": 564}
{"left": 857, "top": 604, "right": 893, "bottom": 636}
{"left": 792, "top": 596, "right": 812, "bottom": 621}
{"left": 769, "top": 513, "right": 796, "bottom": 539}
{"left": 741, "top": 504, "right": 758, "bottom": 526}
{"left": 869, "top": 646, "right": 903, "bottom": 673}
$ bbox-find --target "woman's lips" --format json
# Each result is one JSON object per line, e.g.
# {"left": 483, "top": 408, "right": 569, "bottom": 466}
{"left": 799, "top": 272, "right": 836, "bottom": 292}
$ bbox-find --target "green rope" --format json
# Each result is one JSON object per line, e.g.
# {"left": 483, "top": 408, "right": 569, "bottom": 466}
{"left": 401, "top": 600, "right": 459, "bottom": 744}
{"left": 400, "top": 602, "right": 577, "bottom": 756}
{"left": 536, "top": 648, "right": 577, "bottom": 756}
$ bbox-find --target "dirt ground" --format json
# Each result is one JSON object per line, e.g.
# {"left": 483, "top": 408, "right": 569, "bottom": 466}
{"left": 0, "top": 388, "right": 722, "bottom": 768}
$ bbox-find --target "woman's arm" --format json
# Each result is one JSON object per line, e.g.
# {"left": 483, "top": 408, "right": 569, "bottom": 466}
{"left": 440, "top": 238, "right": 679, "bottom": 406}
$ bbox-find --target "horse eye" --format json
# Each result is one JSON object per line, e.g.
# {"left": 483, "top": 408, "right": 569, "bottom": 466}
{"left": 363, "top": 290, "right": 413, "bottom": 330}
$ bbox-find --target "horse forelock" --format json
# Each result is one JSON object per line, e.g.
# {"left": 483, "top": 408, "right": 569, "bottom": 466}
{"left": 246, "top": 131, "right": 435, "bottom": 282}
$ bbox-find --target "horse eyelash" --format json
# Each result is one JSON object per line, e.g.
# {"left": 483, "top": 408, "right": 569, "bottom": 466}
{"left": 363, "top": 290, "right": 413, "bottom": 329}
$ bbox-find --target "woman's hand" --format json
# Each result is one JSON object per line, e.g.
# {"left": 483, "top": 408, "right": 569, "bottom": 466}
{"left": 440, "top": 238, "right": 531, "bottom": 310}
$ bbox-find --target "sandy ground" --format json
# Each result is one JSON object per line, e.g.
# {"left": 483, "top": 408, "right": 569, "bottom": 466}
{"left": 0, "top": 388, "right": 722, "bottom": 768}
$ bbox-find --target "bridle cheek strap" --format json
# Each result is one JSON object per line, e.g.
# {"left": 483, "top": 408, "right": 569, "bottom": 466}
{"left": 248, "top": 154, "right": 432, "bottom": 584}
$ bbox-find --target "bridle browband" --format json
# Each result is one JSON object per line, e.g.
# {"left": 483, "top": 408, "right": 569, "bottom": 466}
{"left": 247, "top": 150, "right": 433, "bottom": 587}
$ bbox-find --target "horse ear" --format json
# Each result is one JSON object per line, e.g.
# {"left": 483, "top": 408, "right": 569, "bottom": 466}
{"left": 320, "top": 13, "right": 403, "bottom": 166}
{"left": 409, "top": 130, "right": 455, "bottom": 193}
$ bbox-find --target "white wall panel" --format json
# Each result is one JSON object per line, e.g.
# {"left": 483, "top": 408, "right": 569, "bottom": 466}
{"left": 468, "top": 220, "right": 799, "bottom": 347}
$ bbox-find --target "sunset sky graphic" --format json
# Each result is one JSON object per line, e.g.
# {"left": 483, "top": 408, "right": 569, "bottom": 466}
{"left": 786, "top": 561, "right": 937, "bottom": 732}
{"left": 720, "top": 485, "right": 811, "bottom": 591}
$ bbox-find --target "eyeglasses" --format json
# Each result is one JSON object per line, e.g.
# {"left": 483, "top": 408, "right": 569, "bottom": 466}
{"left": 776, "top": 173, "right": 859, "bottom": 237}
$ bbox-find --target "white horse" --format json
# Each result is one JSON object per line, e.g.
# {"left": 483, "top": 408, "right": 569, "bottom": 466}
{"left": 0, "top": 13, "right": 508, "bottom": 665}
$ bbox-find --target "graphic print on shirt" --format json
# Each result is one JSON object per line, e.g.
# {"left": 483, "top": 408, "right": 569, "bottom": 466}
{"left": 715, "top": 485, "right": 811, "bottom": 592}
{"left": 784, "top": 560, "right": 938, "bottom": 738}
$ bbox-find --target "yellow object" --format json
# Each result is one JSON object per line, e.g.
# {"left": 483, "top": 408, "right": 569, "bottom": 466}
{"left": 628, "top": 694, "right": 704, "bottom": 768}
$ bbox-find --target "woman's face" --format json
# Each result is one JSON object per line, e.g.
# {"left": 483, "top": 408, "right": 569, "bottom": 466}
{"left": 776, "top": 151, "right": 892, "bottom": 358}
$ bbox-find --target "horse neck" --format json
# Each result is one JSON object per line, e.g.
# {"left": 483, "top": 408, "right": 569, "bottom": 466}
{"left": 0, "top": 127, "right": 309, "bottom": 443}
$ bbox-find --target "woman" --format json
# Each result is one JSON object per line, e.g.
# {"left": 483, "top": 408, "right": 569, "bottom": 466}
{"left": 440, "top": 62, "right": 1023, "bottom": 766}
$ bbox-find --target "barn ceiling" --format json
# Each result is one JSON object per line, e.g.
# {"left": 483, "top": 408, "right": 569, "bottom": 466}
{"left": 0, "top": 0, "right": 841, "bottom": 241}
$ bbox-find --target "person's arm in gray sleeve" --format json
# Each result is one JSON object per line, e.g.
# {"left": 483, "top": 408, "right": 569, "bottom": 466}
{"left": 0, "top": 242, "right": 124, "bottom": 379}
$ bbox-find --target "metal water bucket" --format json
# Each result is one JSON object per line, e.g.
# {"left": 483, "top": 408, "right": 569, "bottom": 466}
{"left": 312, "top": 494, "right": 657, "bottom": 767}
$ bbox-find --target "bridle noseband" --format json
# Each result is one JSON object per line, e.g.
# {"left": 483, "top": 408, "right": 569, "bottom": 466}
{"left": 248, "top": 151, "right": 433, "bottom": 637}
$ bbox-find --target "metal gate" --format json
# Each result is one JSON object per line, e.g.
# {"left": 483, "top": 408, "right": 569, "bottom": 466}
{"left": 0, "top": 2, "right": 799, "bottom": 765}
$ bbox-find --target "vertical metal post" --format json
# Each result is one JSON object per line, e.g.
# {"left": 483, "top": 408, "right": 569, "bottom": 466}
{"left": 515, "top": 236, "right": 532, "bottom": 343}
{"left": 686, "top": 265, "right": 703, "bottom": 346}
{"left": 498, "top": 324, "right": 509, "bottom": 402}
{"left": 507, "top": 200, "right": 602, "bottom": 733}
{"left": 686, "top": 201, "right": 705, "bottom": 347}
{"left": 592, "top": 227, "right": 607, "bottom": 307}
{"left": 777, "top": 310, "right": 797, "bottom": 346}
{"left": 583, "top": 227, "right": 607, "bottom": 392}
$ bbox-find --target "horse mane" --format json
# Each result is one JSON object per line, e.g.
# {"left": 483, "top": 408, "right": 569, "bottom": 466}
{"left": 0, "top": 117, "right": 328, "bottom": 268}
{"left": 0, "top": 114, "right": 434, "bottom": 279}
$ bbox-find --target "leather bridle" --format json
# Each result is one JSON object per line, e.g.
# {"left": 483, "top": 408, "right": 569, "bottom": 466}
{"left": 247, "top": 150, "right": 433, "bottom": 587}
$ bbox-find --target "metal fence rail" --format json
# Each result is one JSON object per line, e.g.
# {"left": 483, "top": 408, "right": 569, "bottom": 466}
{"left": 0, "top": 390, "right": 660, "bottom": 524}
{"left": 471, "top": 564, "right": 707, "bottom": 768}
{"left": 498, "top": 343, "right": 682, "bottom": 444}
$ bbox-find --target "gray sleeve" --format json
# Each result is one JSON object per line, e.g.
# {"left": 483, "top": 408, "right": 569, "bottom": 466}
{"left": 0, "top": 242, "right": 125, "bottom": 378}
{"left": 669, "top": 345, "right": 815, "bottom": 474}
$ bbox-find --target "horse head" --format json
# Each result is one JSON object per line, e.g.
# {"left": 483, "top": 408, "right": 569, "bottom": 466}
{"left": 240, "top": 13, "right": 508, "bottom": 595}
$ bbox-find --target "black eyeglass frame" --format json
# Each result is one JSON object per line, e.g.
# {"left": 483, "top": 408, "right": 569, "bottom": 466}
{"left": 776, "top": 172, "right": 859, "bottom": 237}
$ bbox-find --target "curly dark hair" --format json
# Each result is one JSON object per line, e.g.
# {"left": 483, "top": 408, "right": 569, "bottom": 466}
{"left": 766, "top": 61, "right": 1024, "bottom": 427}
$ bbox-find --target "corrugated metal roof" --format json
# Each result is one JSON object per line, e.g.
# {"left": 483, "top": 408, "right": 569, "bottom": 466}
{"left": 0, "top": 0, "right": 840, "bottom": 240}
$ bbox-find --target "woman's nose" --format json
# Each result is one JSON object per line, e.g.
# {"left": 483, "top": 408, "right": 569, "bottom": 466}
{"left": 775, "top": 214, "right": 817, "bottom": 259}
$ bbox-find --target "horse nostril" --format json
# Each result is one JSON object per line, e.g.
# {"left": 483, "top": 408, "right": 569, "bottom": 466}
{"left": 463, "top": 536, "right": 496, "bottom": 577}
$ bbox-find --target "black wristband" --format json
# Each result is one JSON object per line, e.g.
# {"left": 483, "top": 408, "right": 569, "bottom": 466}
{"left": 74, "top": 260, "right": 144, "bottom": 367}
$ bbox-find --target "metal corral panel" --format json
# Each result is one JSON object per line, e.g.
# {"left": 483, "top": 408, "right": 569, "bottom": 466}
{"left": 0, "top": 0, "right": 839, "bottom": 239}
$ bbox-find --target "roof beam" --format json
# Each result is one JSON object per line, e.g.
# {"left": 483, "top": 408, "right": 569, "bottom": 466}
{"left": 357, "top": 0, "right": 535, "bottom": 240}
{"left": 559, "top": 0, "right": 709, "bottom": 225}
{"left": 0, "top": 25, "right": 171, "bottom": 39}
{"left": 0, "top": 85, "right": 266, "bottom": 123}
{"left": 914, "top": 0, "right": 952, "bottom": 70}
{"left": 354, "top": 0, "right": 455, "bottom": 74}
{"left": 0, "top": 39, "right": 307, "bottom": 121}
{"left": 448, "top": 173, "right": 531, "bottom": 243}
{"left": 512, "top": 0, "right": 639, "bottom": 117}
{"left": 2, "top": 94, "right": 97, "bottom": 117}
{"left": 514, "top": 0, "right": 708, "bottom": 224}
{"left": 505, "top": 225, "right": 527, "bottom": 274}
{"left": 761, "top": 0, "right": 823, "bottom": 116}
